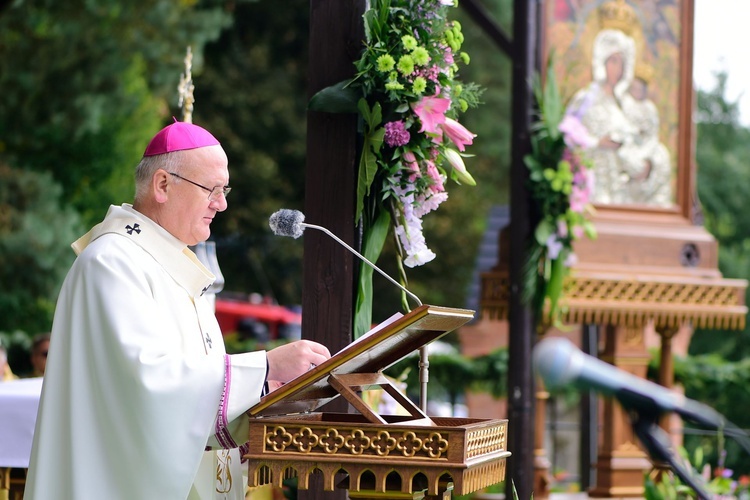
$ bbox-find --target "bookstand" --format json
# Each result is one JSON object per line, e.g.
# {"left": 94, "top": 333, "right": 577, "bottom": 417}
{"left": 244, "top": 305, "right": 511, "bottom": 498}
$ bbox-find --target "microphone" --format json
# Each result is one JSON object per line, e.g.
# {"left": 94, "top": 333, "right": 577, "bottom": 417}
{"left": 269, "top": 209, "right": 422, "bottom": 308}
{"left": 533, "top": 336, "right": 725, "bottom": 430}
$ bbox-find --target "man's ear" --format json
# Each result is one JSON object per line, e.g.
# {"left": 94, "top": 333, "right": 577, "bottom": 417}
{"left": 153, "top": 169, "right": 170, "bottom": 203}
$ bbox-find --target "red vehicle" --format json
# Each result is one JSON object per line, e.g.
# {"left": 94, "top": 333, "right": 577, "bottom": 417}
{"left": 214, "top": 297, "right": 302, "bottom": 342}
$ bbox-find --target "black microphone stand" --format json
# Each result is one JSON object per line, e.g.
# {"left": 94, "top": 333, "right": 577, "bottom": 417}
{"left": 623, "top": 404, "right": 712, "bottom": 500}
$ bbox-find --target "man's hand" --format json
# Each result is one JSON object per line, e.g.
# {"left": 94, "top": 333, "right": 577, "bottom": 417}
{"left": 266, "top": 340, "right": 331, "bottom": 385}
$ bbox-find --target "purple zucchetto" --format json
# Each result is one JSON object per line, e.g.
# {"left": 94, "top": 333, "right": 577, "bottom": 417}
{"left": 142, "top": 119, "right": 220, "bottom": 157}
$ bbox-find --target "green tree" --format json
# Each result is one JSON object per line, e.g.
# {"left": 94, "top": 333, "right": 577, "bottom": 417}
{"left": 189, "top": 0, "right": 514, "bottom": 321}
{"left": 0, "top": 165, "right": 83, "bottom": 334}
{"left": 193, "top": 0, "right": 311, "bottom": 304}
{"left": 686, "top": 71, "right": 750, "bottom": 475}
{"left": 0, "top": 0, "right": 238, "bottom": 227}
{"left": 691, "top": 71, "right": 750, "bottom": 361}
{"left": 0, "top": 0, "right": 254, "bottom": 335}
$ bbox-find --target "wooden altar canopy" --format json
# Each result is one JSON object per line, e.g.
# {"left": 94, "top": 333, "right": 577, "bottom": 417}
{"left": 479, "top": 211, "right": 747, "bottom": 497}
{"left": 480, "top": 215, "right": 747, "bottom": 330}
{"left": 244, "top": 305, "right": 511, "bottom": 498}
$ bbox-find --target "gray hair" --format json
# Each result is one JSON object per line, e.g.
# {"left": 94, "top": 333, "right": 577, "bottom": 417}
{"left": 134, "top": 150, "right": 192, "bottom": 202}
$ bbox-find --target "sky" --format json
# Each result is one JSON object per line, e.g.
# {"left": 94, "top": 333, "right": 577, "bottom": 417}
{"left": 693, "top": 0, "right": 750, "bottom": 125}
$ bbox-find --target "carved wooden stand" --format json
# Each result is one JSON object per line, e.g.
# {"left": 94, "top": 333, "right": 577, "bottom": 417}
{"left": 244, "top": 306, "right": 511, "bottom": 499}
{"left": 480, "top": 213, "right": 747, "bottom": 497}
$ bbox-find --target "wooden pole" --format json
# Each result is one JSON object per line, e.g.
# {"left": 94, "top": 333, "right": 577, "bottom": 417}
{"left": 506, "top": 0, "right": 538, "bottom": 498}
{"left": 302, "top": 2, "right": 365, "bottom": 498}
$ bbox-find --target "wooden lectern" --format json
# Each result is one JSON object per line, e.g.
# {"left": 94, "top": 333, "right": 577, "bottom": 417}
{"left": 244, "top": 305, "right": 511, "bottom": 499}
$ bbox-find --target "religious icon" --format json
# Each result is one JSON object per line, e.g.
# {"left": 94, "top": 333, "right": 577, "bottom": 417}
{"left": 545, "top": 0, "right": 689, "bottom": 209}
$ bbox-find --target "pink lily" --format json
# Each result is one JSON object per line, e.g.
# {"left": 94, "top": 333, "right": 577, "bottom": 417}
{"left": 441, "top": 117, "right": 476, "bottom": 152}
{"left": 411, "top": 93, "right": 450, "bottom": 135}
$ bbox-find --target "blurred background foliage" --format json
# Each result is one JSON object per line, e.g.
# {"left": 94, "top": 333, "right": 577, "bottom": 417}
{"left": 1, "top": 0, "right": 750, "bottom": 476}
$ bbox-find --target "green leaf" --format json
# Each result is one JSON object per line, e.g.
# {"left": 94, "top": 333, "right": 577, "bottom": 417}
{"left": 308, "top": 79, "right": 360, "bottom": 113}
{"left": 358, "top": 98, "right": 372, "bottom": 124}
{"left": 371, "top": 101, "right": 382, "bottom": 129}
{"left": 354, "top": 127, "right": 384, "bottom": 222}
{"left": 354, "top": 209, "right": 391, "bottom": 338}
{"left": 534, "top": 219, "right": 554, "bottom": 246}
{"left": 546, "top": 252, "right": 568, "bottom": 325}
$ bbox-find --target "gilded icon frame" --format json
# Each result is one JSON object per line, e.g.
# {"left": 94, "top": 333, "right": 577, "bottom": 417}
{"left": 542, "top": 0, "right": 695, "bottom": 222}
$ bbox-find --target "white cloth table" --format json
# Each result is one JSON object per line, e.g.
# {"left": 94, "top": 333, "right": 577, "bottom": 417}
{"left": 0, "top": 378, "right": 42, "bottom": 468}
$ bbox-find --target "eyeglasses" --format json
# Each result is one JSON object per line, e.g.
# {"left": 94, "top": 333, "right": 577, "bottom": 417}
{"left": 169, "top": 172, "right": 231, "bottom": 202}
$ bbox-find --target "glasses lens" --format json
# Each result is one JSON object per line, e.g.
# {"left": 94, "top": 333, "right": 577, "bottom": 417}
{"left": 209, "top": 187, "right": 230, "bottom": 201}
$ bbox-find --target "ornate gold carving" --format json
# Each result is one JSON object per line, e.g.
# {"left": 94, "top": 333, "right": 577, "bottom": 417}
{"left": 598, "top": 0, "right": 639, "bottom": 35}
{"left": 248, "top": 418, "right": 509, "bottom": 496}
{"left": 480, "top": 271, "right": 747, "bottom": 330}
{"left": 292, "top": 427, "right": 319, "bottom": 453}
{"left": 264, "top": 425, "right": 453, "bottom": 460}
{"left": 319, "top": 428, "right": 345, "bottom": 454}
{"left": 423, "top": 432, "right": 449, "bottom": 458}
{"left": 346, "top": 429, "right": 372, "bottom": 455}
{"left": 267, "top": 425, "right": 293, "bottom": 452}
{"left": 372, "top": 430, "right": 398, "bottom": 456}
{"left": 397, "top": 431, "right": 423, "bottom": 457}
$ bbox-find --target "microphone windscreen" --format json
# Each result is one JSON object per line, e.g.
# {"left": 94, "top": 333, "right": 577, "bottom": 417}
{"left": 533, "top": 337, "right": 580, "bottom": 390}
{"left": 269, "top": 209, "right": 305, "bottom": 239}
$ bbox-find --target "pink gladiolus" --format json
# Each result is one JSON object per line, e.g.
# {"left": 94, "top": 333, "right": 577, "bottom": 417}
{"left": 411, "top": 93, "right": 450, "bottom": 135}
{"left": 559, "top": 114, "right": 597, "bottom": 149}
{"left": 425, "top": 160, "right": 445, "bottom": 193}
{"left": 401, "top": 150, "right": 421, "bottom": 182}
{"left": 441, "top": 118, "right": 476, "bottom": 152}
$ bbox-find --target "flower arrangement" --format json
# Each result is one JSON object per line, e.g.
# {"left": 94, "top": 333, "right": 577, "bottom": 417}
{"left": 645, "top": 446, "right": 750, "bottom": 499}
{"left": 522, "top": 59, "right": 597, "bottom": 328}
{"left": 309, "top": 0, "right": 483, "bottom": 337}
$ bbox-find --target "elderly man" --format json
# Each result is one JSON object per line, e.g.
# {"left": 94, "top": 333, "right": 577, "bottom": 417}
{"left": 24, "top": 121, "right": 330, "bottom": 500}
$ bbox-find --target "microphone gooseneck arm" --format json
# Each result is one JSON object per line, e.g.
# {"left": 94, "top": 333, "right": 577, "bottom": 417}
{"left": 301, "top": 222, "right": 422, "bottom": 308}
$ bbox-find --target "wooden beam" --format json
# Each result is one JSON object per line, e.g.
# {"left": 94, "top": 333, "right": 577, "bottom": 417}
{"left": 506, "top": 0, "right": 538, "bottom": 499}
{"left": 303, "top": 0, "right": 365, "bottom": 404}
{"left": 460, "top": 0, "right": 513, "bottom": 56}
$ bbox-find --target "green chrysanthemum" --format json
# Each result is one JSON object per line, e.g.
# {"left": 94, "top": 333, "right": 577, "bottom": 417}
{"left": 412, "top": 76, "right": 427, "bottom": 94}
{"left": 376, "top": 54, "right": 396, "bottom": 72}
{"left": 401, "top": 35, "right": 418, "bottom": 51}
{"left": 385, "top": 80, "right": 405, "bottom": 90}
{"left": 397, "top": 55, "right": 415, "bottom": 76}
{"left": 411, "top": 47, "right": 430, "bottom": 66}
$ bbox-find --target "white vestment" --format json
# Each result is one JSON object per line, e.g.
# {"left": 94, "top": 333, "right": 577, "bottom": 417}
{"left": 25, "top": 204, "right": 267, "bottom": 500}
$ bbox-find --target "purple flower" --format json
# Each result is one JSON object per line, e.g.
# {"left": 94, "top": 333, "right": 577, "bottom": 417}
{"left": 546, "top": 234, "right": 563, "bottom": 260}
{"left": 384, "top": 121, "right": 411, "bottom": 147}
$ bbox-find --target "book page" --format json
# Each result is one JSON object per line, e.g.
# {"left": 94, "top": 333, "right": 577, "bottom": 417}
{"left": 339, "top": 312, "right": 404, "bottom": 353}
